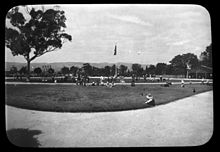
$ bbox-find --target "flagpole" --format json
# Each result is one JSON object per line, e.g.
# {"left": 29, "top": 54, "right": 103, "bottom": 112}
{"left": 114, "top": 43, "right": 117, "bottom": 78}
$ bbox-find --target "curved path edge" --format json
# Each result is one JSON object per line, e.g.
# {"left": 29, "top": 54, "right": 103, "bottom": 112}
{"left": 6, "top": 91, "right": 213, "bottom": 147}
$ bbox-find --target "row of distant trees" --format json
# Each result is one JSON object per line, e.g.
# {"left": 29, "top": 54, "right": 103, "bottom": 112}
{"left": 8, "top": 43, "right": 212, "bottom": 77}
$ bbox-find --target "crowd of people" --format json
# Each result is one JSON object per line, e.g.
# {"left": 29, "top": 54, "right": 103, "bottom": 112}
{"left": 90, "top": 76, "right": 116, "bottom": 88}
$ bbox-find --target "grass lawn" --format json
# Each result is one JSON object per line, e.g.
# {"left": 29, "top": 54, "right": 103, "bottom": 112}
{"left": 5, "top": 83, "right": 212, "bottom": 112}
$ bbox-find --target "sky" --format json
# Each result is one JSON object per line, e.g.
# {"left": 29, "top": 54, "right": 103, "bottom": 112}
{"left": 5, "top": 4, "right": 211, "bottom": 65}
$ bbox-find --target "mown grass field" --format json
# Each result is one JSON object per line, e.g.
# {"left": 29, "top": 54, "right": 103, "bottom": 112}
{"left": 5, "top": 83, "right": 212, "bottom": 112}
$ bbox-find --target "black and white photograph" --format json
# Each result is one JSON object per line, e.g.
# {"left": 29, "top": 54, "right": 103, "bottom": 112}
{"left": 5, "top": 4, "right": 213, "bottom": 147}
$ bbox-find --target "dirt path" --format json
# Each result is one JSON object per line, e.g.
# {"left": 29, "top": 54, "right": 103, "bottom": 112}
{"left": 6, "top": 91, "right": 213, "bottom": 147}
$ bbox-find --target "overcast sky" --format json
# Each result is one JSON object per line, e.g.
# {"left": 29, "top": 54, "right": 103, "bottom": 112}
{"left": 5, "top": 4, "right": 211, "bottom": 64}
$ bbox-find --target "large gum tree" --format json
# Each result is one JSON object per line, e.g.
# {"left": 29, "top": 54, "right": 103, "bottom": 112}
{"left": 5, "top": 5, "right": 72, "bottom": 81}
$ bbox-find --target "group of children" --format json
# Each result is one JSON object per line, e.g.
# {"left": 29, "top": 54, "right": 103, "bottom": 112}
{"left": 90, "top": 76, "right": 116, "bottom": 88}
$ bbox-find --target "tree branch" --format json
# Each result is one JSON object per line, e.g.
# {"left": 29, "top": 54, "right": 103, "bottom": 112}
{"left": 24, "top": 55, "right": 28, "bottom": 61}
{"left": 30, "top": 47, "right": 58, "bottom": 62}
{"left": 30, "top": 54, "right": 38, "bottom": 62}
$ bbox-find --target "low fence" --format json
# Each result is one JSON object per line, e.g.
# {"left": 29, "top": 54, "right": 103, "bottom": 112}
{"left": 5, "top": 76, "right": 213, "bottom": 84}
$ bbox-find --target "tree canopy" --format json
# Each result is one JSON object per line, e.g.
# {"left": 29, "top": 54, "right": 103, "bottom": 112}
{"left": 19, "top": 66, "right": 27, "bottom": 74}
{"left": 132, "top": 64, "right": 143, "bottom": 76}
{"left": 5, "top": 5, "right": 72, "bottom": 80}
{"left": 169, "top": 53, "right": 199, "bottom": 76}
{"left": 61, "top": 66, "right": 70, "bottom": 74}
{"left": 48, "top": 68, "right": 55, "bottom": 75}
{"left": 70, "top": 66, "right": 79, "bottom": 76}
{"left": 82, "top": 63, "right": 93, "bottom": 76}
{"left": 148, "top": 65, "right": 156, "bottom": 75}
{"left": 119, "top": 65, "right": 128, "bottom": 76}
{"left": 200, "top": 43, "right": 212, "bottom": 68}
{"left": 10, "top": 66, "right": 18, "bottom": 74}
{"left": 155, "top": 63, "right": 167, "bottom": 75}
{"left": 33, "top": 67, "right": 42, "bottom": 75}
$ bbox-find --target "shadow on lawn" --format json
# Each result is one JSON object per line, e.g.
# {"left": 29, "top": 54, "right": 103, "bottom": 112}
{"left": 6, "top": 128, "right": 42, "bottom": 147}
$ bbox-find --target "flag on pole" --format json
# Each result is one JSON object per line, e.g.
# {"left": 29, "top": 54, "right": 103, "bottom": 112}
{"left": 114, "top": 45, "right": 117, "bottom": 55}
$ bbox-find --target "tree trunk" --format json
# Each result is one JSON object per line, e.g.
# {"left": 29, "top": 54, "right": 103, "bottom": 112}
{"left": 184, "top": 68, "right": 187, "bottom": 78}
{"left": 186, "top": 70, "right": 188, "bottom": 79}
{"left": 114, "top": 64, "right": 117, "bottom": 77}
{"left": 26, "top": 60, "right": 31, "bottom": 82}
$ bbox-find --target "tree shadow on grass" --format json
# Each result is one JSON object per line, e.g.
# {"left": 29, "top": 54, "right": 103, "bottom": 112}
{"left": 6, "top": 128, "right": 42, "bottom": 147}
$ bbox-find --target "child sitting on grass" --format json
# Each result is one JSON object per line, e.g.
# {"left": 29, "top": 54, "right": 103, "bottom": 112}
{"left": 145, "top": 93, "right": 155, "bottom": 106}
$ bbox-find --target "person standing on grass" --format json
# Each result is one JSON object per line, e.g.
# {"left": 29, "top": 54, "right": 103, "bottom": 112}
{"left": 181, "top": 79, "right": 185, "bottom": 87}
{"left": 201, "top": 77, "right": 205, "bottom": 85}
{"left": 110, "top": 76, "right": 114, "bottom": 86}
{"left": 143, "top": 74, "right": 146, "bottom": 81}
{"left": 131, "top": 74, "right": 135, "bottom": 87}
{"left": 52, "top": 75, "right": 55, "bottom": 83}
{"left": 82, "top": 75, "right": 86, "bottom": 86}
{"left": 87, "top": 76, "right": 90, "bottom": 83}
{"left": 100, "top": 76, "right": 104, "bottom": 86}
{"left": 76, "top": 73, "right": 80, "bottom": 86}
{"left": 160, "top": 75, "right": 162, "bottom": 82}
